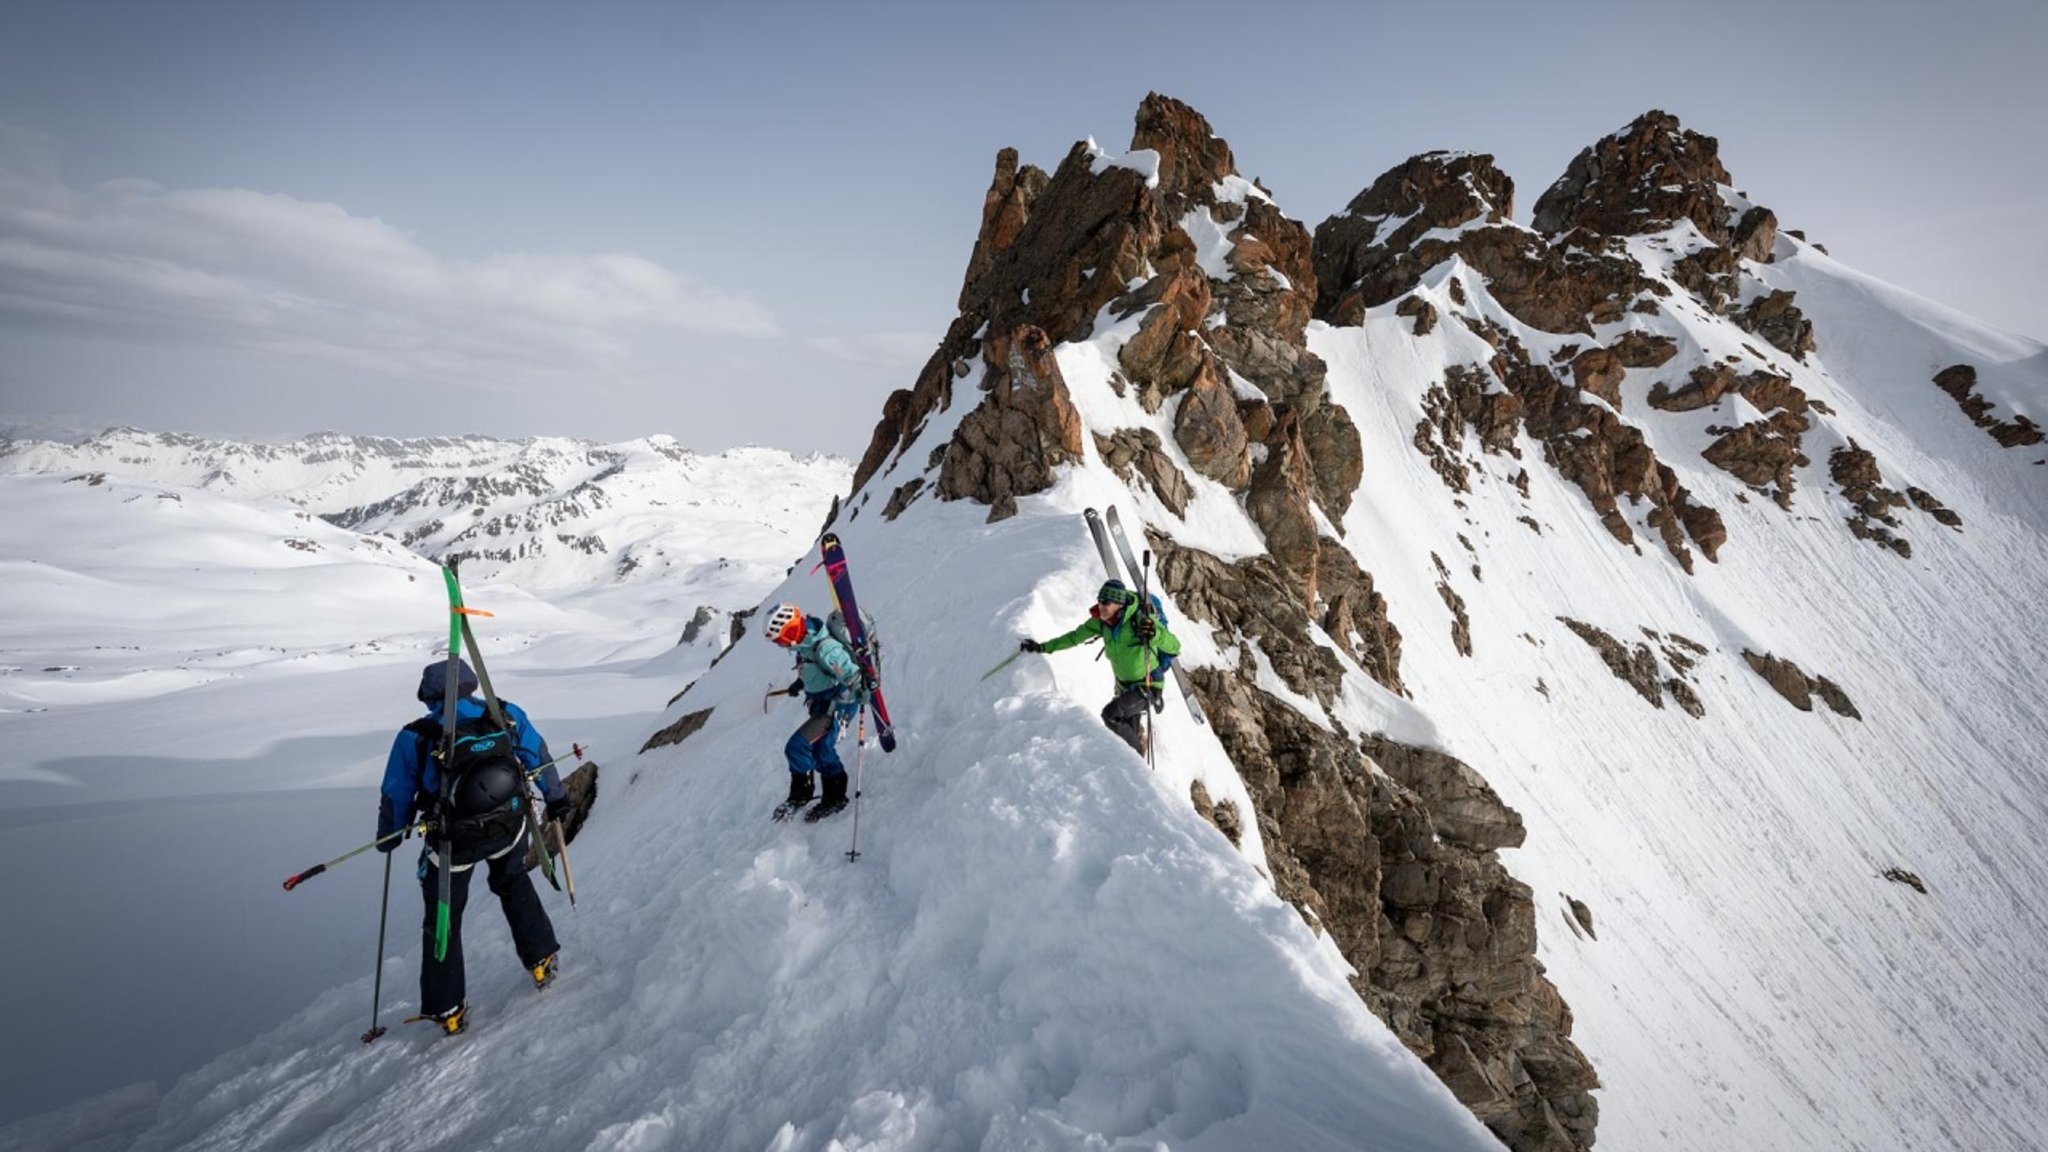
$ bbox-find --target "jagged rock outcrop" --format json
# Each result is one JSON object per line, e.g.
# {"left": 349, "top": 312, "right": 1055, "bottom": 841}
{"left": 1558, "top": 619, "right": 1708, "bottom": 717}
{"left": 1934, "top": 364, "right": 2046, "bottom": 447}
{"left": 934, "top": 325, "right": 1085, "bottom": 521}
{"left": 1830, "top": 442, "right": 1913, "bottom": 557}
{"left": 1314, "top": 151, "right": 1660, "bottom": 336}
{"left": 1736, "top": 289, "right": 1816, "bottom": 361}
{"left": 1532, "top": 111, "right": 1733, "bottom": 244}
{"left": 1094, "top": 428, "right": 1193, "bottom": 517}
{"left": 1742, "top": 650, "right": 1861, "bottom": 719}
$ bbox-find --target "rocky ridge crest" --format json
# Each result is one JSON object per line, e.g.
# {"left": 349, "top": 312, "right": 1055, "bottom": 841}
{"left": 850, "top": 94, "right": 1597, "bottom": 1152}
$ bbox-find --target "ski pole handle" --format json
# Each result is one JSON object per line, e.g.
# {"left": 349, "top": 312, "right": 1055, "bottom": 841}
{"left": 282, "top": 863, "right": 327, "bottom": 891}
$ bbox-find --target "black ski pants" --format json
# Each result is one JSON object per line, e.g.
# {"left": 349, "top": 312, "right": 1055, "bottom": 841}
{"left": 418, "top": 837, "right": 558, "bottom": 1015}
{"left": 1101, "top": 681, "right": 1162, "bottom": 755}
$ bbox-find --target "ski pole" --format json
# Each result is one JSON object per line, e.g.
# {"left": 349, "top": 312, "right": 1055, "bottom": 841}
{"left": 846, "top": 704, "right": 867, "bottom": 863}
{"left": 361, "top": 850, "right": 394, "bottom": 1044}
{"left": 1140, "top": 549, "right": 1156, "bottom": 771}
{"left": 282, "top": 822, "right": 422, "bottom": 891}
{"left": 522, "top": 743, "right": 585, "bottom": 782}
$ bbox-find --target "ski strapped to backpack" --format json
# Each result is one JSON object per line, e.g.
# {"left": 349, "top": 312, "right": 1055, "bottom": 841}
{"left": 1102, "top": 507, "right": 1207, "bottom": 725}
{"left": 817, "top": 533, "right": 897, "bottom": 753}
{"left": 450, "top": 577, "right": 562, "bottom": 895}
{"left": 433, "top": 563, "right": 463, "bottom": 961}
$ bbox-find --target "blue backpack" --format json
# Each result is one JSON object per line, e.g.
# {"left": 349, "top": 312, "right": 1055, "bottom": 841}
{"left": 1135, "top": 593, "right": 1173, "bottom": 673}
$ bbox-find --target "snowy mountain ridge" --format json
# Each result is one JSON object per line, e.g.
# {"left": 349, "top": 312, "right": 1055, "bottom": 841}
{"left": 4, "top": 96, "right": 2047, "bottom": 1152}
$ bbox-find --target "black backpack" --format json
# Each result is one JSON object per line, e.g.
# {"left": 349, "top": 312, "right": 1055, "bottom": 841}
{"left": 407, "top": 709, "right": 528, "bottom": 862}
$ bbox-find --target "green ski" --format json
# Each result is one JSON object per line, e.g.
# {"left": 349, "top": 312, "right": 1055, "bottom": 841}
{"left": 434, "top": 563, "right": 462, "bottom": 962}
{"left": 454, "top": 601, "right": 560, "bottom": 892}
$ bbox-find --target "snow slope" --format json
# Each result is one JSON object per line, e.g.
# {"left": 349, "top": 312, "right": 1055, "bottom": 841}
{"left": 0, "top": 443, "right": 846, "bottom": 1142}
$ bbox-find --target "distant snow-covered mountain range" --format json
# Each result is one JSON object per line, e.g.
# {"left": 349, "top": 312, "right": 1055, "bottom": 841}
{"left": 0, "top": 428, "right": 851, "bottom": 596}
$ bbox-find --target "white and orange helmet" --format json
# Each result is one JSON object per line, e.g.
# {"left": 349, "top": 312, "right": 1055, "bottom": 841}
{"left": 764, "top": 603, "right": 807, "bottom": 646}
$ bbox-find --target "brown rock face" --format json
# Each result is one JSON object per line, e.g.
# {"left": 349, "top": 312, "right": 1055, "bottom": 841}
{"left": 935, "top": 326, "right": 1086, "bottom": 520}
{"left": 1244, "top": 413, "right": 1322, "bottom": 603}
{"left": 1301, "top": 401, "right": 1364, "bottom": 523}
{"left": 1095, "top": 427, "right": 1193, "bottom": 518}
{"left": 1131, "top": 90, "right": 1237, "bottom": 212}
{"left": 1742, "top": 650, "right": 1860, "bottom": 719}
{"left": 1315, "top": 536, "right": 1404, "bottom": 694}
{"left": 1830, "top": 441, "right": 1912, "bottom": 557}
{"left": 1612, "top": 331, "right": 1678, "bottom": 369}
{"left": 1732, "top": 206, "right": 1779, "bottom": 263}
{"left": 1702, "top": 410, "right": 1810, "bottom": 509}
{"left": 1935, "top": 364, "right": 2047, "bottom": 447}
{"left": 1148, "top": 527, "right": 1596, "bottom": 1152}
{"left": 1569, "top": 346, "right": 1627, "bottom": 409}
{"left": 1531, "top": 110, "right": 1734, "bottom": 243}
{"left": 1736, "top": 289, "right": 1816, "bottom": 361}
{"left": 1172, "top": 366, "right": 1253, "bottom": 489}
{"left": 1314, "top": 151, "right": 1657, "bottom": 336}
{"left": 1313, "top": 151, "right": 1513, "bottom": 319}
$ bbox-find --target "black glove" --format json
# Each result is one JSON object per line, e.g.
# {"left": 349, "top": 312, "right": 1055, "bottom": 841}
{"left": 1151, "top": 687, "right": 1166, "bottom": 714}
{"left": 1133, "top": 613, "right": 1156, "bottom": 642}
{"left": 1020, "top": 638, "right": 1043, "bottom": 653}
{"left": 784, "top": 679, "right": 804, "bottom": 697}
{"left": 545, "top": 797, "right": 572, "bottom": 824}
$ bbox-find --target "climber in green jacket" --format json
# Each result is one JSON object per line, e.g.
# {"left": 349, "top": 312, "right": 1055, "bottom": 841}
{"left": 1020, "top": 578, "right": 1180, "bottom": 756}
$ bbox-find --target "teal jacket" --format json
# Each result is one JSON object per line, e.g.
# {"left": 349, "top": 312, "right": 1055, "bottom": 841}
{"left": 1041, "top": 606, "right": 1180, "bottom": 688}
{"left": 791, "top": 616, "right": 862, "bottom": 699}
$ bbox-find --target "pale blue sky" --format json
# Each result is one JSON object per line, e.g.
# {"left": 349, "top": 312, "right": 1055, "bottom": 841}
{"left": 2, "top": 0, "right": 2041, "bottom": 455}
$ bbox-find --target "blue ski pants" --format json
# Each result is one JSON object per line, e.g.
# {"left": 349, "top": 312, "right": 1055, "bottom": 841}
{"left": 785, "top": 693, "right": 850, "bottom": 779}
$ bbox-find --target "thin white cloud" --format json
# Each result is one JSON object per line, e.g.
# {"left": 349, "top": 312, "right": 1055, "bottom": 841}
{"left": 804, "top": 330, "right": 939, "bottom": 369}
{"left": 0, "top": 128, "right": 780, "bottom": 386}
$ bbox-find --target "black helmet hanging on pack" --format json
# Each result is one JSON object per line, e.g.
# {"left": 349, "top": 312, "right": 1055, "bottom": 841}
{"left": 1096, "top": 579, "right": 1136, "bottom": 607}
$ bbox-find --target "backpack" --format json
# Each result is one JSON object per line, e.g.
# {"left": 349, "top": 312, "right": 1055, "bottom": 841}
{"left": 826, "top": 608, "right": 880, "bottom": 666}
{"left": 1136, "top": 593, "right": 1174, "bottom": 673}
{"left": 408, "top": 710, "right": 528, "bottom": 862}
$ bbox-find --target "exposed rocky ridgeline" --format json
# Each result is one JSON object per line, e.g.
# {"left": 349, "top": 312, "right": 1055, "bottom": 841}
{"left": 850, "top": 94, "right": 1597, "bottom": 1151}
{"left": 1313, "top": 148, "right": 1731, "bottom": 574}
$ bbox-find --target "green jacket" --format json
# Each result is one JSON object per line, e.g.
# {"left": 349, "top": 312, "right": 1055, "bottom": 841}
{"left": 1041, "top": 607, "right": 1180, "bottom": 687}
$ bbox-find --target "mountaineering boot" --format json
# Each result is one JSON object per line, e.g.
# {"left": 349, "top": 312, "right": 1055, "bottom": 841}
{"left": 805, "top": 772, "right": 850, "bottom": 822}
{"left": 531, "top": 952, "right": 558, "bottom": 990}
{"left": 773, "top": 772, "right": 815, "bottom": 821}
{"left": 404, "top": 1002, "right": 467, "bottom": 1035}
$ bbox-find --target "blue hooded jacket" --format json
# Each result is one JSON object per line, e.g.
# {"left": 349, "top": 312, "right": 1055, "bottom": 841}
{"left": 378, "top": 660, "right": 563, "bottom": 843}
